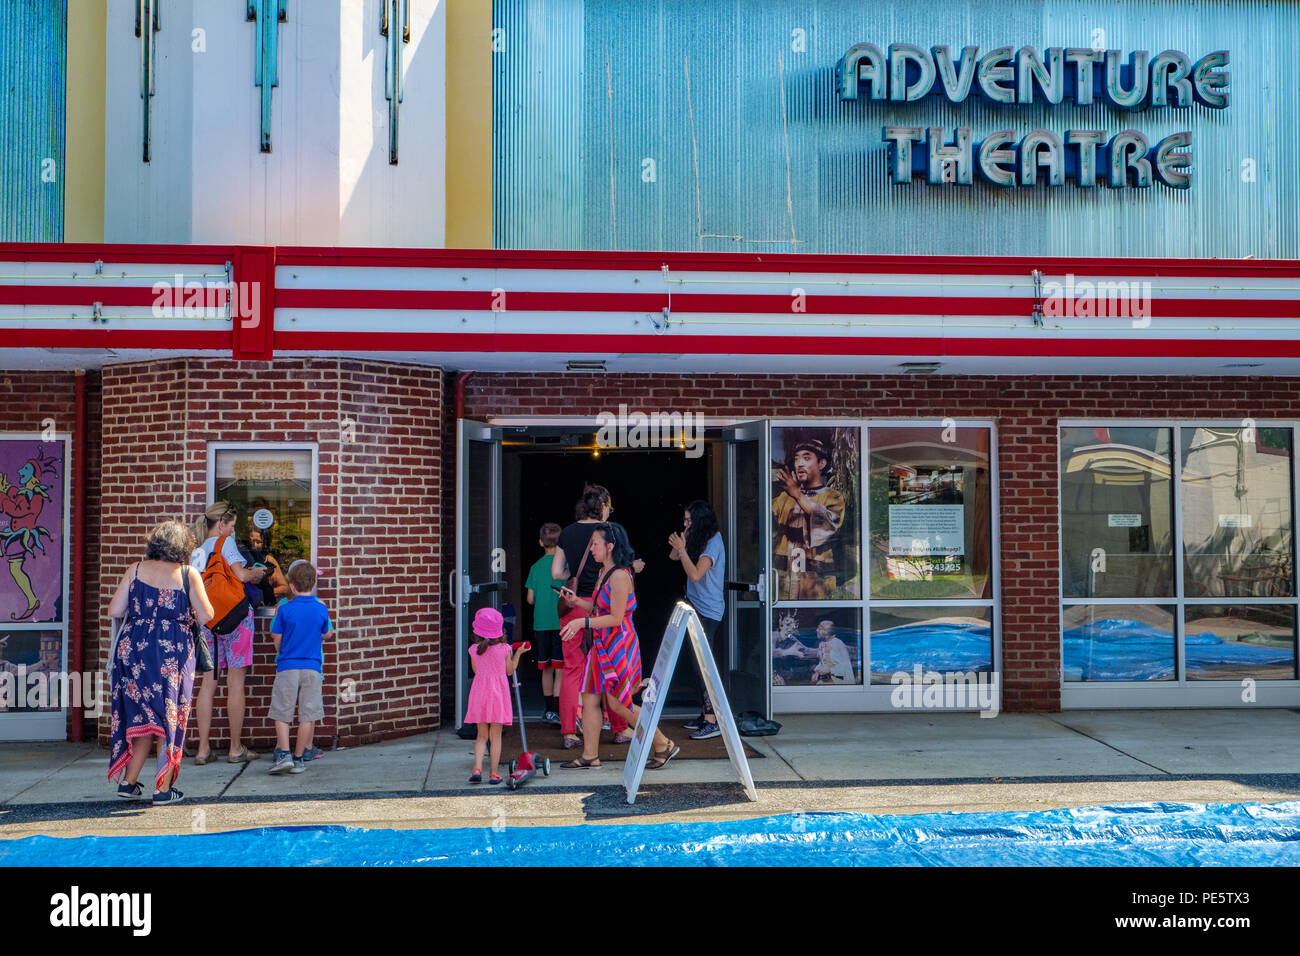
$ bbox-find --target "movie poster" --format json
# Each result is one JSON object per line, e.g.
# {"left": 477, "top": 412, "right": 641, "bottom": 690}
{"left": 771, "top": 427, "right": 860, "bottom": 600}
{"left": 771, "top": 607, "right": 863, "bottom": 687}
{"left": 0, "top": 440, "right": 65, "bottom": 625}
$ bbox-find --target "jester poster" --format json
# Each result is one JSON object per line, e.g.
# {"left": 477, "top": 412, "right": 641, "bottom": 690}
{"left": 0, "top": 440, "right": 65, "bottom": 625}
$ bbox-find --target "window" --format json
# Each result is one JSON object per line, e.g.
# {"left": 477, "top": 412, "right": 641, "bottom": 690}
{"left": 208, "top": 444, "right": 318, "bottom": 571}
{"left": 1061, "top": 423, "right": 1298, "bottom": 688}
{"left": 770, "top": 421, "right": 998, "bottom": 707}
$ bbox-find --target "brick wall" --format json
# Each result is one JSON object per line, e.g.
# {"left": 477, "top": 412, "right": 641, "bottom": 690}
{"left": 464, "top": 372, "right": 1300, "bottom": 712}
{"left": 99, "top": 358, "right": 443, "bottom": 750}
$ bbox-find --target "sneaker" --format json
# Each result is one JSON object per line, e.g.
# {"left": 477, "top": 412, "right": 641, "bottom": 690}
{"left": 151, "top": 787, "right": 185, "bottom": 805}
{"left": 689, "top": 721, "right": 722, "bottom": 740}
{"left": 268, "top": 748, "right": 294, "bottom": 774}
{"left": 544, "top": 711, "right": 561, "bottom": 726}
{"left": 601, "top": 719, "right": 611, "bottom": 731}
{"left": 289, "top": 754, "right": 307, "bottom": 774}
{"left": 116, "top": 781, "right": 145, "bottom": 800}
{"left": 301, "top": 746, "right": 324, "bottom": 763}
{"left": 683, "top": 714, "right": 706, "bottom": 732}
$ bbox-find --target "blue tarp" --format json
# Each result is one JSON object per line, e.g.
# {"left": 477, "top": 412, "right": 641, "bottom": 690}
{"left": 869, "top": 621, "right": 994, "bottom": 674}
{"left": 3, "top": 800, "right": 1298, "bottom": 866}
{"left": 1063, "top": 618, "right": 1295, "bottom": 680}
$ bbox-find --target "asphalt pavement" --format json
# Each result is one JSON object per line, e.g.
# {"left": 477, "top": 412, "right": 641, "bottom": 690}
{"left": 2, "top": 710, "right": 1298, "bottom": 840}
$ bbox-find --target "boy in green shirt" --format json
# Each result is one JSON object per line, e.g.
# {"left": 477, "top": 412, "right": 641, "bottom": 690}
{"left": 524, "top": 522, "right": 568, "bottom": 724}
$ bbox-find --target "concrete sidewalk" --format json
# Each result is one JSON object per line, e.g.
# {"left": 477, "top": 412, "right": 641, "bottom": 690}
{"left": 2, "top": 709, "right": 1298, "bottom": 839}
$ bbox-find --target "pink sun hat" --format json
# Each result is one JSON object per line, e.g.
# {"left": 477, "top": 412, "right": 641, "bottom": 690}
{"left": 472, "top": 607, "right": 504, "bottom": 640}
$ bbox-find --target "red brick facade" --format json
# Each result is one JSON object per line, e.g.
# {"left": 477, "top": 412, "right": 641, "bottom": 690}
{"left": 463, "top": 372, "right": 1300, "bottom": 712}
{"left": 97, "top": 358, "right": 443, "bottom": 749}
{"left": 5, "top": 364, "right": 1296, "bottom": 741}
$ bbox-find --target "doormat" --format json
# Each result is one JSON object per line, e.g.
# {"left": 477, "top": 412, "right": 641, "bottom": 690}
{"left": 477, "top": 720, "right": 761, "bottom": 764}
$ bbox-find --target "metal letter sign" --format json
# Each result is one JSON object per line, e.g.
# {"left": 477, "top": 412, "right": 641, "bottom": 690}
{"left": 381, "top": 0, "right": 411, "bottom": 164}
{"left": 623, "top": 602, "right": 757, "bottom": 805}
{"left": 135, "top": 0, "right": 160, "bottom": 163}
{"left": 248, "top": 0, "right": 287, "bottom": 153}
{"left": 840, "top": 42, "right": 1227, "bottom": 190}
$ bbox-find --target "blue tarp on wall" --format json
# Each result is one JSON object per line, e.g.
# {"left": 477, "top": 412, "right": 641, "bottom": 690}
{"left": 3, "top": 800, "right": 1299, "bottom": 866}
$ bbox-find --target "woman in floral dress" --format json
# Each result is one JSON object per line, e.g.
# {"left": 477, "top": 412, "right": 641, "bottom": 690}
{"left": 107, "top": 521, "right": 213, "bottom": 805}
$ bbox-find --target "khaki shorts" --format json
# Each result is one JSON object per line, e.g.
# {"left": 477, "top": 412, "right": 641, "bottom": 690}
{"left": 269, "top": 669, "right": 325, "bottom": 723}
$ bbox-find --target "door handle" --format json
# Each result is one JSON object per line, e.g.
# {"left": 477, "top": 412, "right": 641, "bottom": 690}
{"left": 447, "top": 571, "right": 457, "bottom": 608}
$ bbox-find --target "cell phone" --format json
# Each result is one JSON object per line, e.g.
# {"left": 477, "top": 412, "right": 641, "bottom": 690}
{"left": 550, "top": 585, "right": 565, "bottom": 593}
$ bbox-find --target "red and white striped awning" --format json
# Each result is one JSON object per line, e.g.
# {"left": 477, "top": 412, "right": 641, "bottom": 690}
{"left": 3, "top": 243, "right": 1299, "bottom": 374}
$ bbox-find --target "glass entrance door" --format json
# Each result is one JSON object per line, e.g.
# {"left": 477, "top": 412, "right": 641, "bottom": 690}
{"left": 723, "top": 421, "right": 771, "bottom": 718}
{"left": 455, "top": 420, "right": 504, "bottom": 725}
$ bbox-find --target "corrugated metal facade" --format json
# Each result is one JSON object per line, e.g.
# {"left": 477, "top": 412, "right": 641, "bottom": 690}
{"left": 0, "top": 0, "right": 66, "bottom": 242}
{"left": 493, "top": 0, "right": 1298, "bottom": 257}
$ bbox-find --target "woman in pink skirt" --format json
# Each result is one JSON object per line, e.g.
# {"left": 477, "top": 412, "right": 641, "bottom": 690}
{"left": 464, "top": 607, "right": 528, "bottom": 785}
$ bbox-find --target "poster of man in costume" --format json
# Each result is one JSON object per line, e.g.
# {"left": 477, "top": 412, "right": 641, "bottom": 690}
{"left": 771, "top": 427, "right": 860, "bottom": 600}
{"left": 0, "top": 441, "right": 64, "bottom": 624}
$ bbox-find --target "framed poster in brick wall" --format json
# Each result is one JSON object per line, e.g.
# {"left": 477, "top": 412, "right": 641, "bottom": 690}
{"left": 0, "top": 435, "right": 71, "bottom": 737}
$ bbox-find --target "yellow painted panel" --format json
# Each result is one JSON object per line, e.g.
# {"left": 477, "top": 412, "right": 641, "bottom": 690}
{"left": 64, "top": 0, "right": 105, "bottom": 242}
{"left": 445, "top": 0, "right": 491, "bottom": 248}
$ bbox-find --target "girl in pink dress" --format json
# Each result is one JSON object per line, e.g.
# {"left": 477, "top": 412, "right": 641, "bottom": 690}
{"left": 464, "top": 607, "right": 528, "bottom": 784}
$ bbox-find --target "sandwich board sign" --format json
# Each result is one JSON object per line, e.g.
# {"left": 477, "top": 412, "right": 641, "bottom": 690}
{"left": 623, "top": 601, "right": 757, "bottom": 805}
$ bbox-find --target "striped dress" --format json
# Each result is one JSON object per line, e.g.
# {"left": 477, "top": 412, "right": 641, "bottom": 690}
{"left": 582, "top": 567, "right": 641, "bottom": 708}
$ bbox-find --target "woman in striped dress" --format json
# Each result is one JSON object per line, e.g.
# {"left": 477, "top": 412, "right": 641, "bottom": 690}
{"left": 557, "top": 523, "right": 678, "bottom": 769}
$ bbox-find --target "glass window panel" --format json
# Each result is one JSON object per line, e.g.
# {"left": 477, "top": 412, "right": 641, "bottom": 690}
{"left": 1060, "top": 426, "right": 1174, "bottom": 598}
{"left": 868, "top": 426, "right": 991, "bottom": 599}
{"left": 212, "top": 447, "right": 314, "bottom": 566}
{"left": 1181, "top": 427, "right": 1294, "bottom": 598}
{"left": 771, "top": 427, "right": 860, "bottom": 600}
{"left": 868, "top": 605, "right": 993, "bottom": 685}
{"left": 1184, "top": 605, "right": 1297, "bottom": 681}
{"left": 772, "top": 607, "right": 863, "bottom": 687}
{"left": 0, "top": 629, "right": 64, "bottom": 710}
{"left": 1062, "top": 604, "right": 1176, "bottom": 681}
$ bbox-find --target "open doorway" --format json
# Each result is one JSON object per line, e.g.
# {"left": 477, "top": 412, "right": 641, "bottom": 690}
{"left": 500, "top": 427, "right": 721, "bottom": 719}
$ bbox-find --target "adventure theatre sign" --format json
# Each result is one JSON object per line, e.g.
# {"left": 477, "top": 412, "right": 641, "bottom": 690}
{"left": 837, "top": 44, "right": 1230, "bottom": 189}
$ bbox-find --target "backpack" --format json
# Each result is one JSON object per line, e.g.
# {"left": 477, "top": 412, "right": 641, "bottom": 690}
{"left": 201, "top": 534, "right": 252, "bottom": 635}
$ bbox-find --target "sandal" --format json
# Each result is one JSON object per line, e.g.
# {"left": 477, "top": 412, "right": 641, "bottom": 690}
{"left": 488, "top": 773, "right": 503, "bottom": 785}
{"left": 194, "top": 751, "right": 216, "bottom": 766}
{"left": 468, "top": 769, "right": 482, "bottom": 783}
{"left": 613, "top": 731, "right": 634, "bottom": 744}
{"left": 562, "top": 735, "right": 582, "bottom": 750}
{"left": 560, "top": 756, "right": 601, "bottom": 769}
{"left": 646, "top": 739, "right": 680, "bottom": 770}
{"left": 227, "top": 746, "right": 260, "bottom": 764}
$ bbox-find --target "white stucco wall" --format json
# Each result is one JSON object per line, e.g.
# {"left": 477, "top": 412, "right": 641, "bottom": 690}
{"left": 104, "top": 0, "right": 446, "bottom": 247}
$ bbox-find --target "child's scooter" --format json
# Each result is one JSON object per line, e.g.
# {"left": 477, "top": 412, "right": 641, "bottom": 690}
{"left": 506, "top": 641, "right": 550, "bottom": 790}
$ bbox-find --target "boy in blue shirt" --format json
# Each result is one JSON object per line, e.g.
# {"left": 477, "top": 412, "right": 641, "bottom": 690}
{"left": 268, "top": 561, "right": 331, "bottom": 774}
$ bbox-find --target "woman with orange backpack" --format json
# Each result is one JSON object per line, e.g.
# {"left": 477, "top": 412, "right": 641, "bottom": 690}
{"left": 189, "top": 501, "right": 267, "bottom": 764}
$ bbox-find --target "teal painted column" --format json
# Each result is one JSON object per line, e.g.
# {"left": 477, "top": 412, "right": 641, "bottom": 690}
{"left": 0, "top": 0, "right": 67, "bottom": 241}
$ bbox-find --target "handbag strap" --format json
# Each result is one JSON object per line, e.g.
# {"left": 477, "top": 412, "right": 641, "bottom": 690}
{"left": 572, "top": 531, "right": 593, "bottom": 590}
